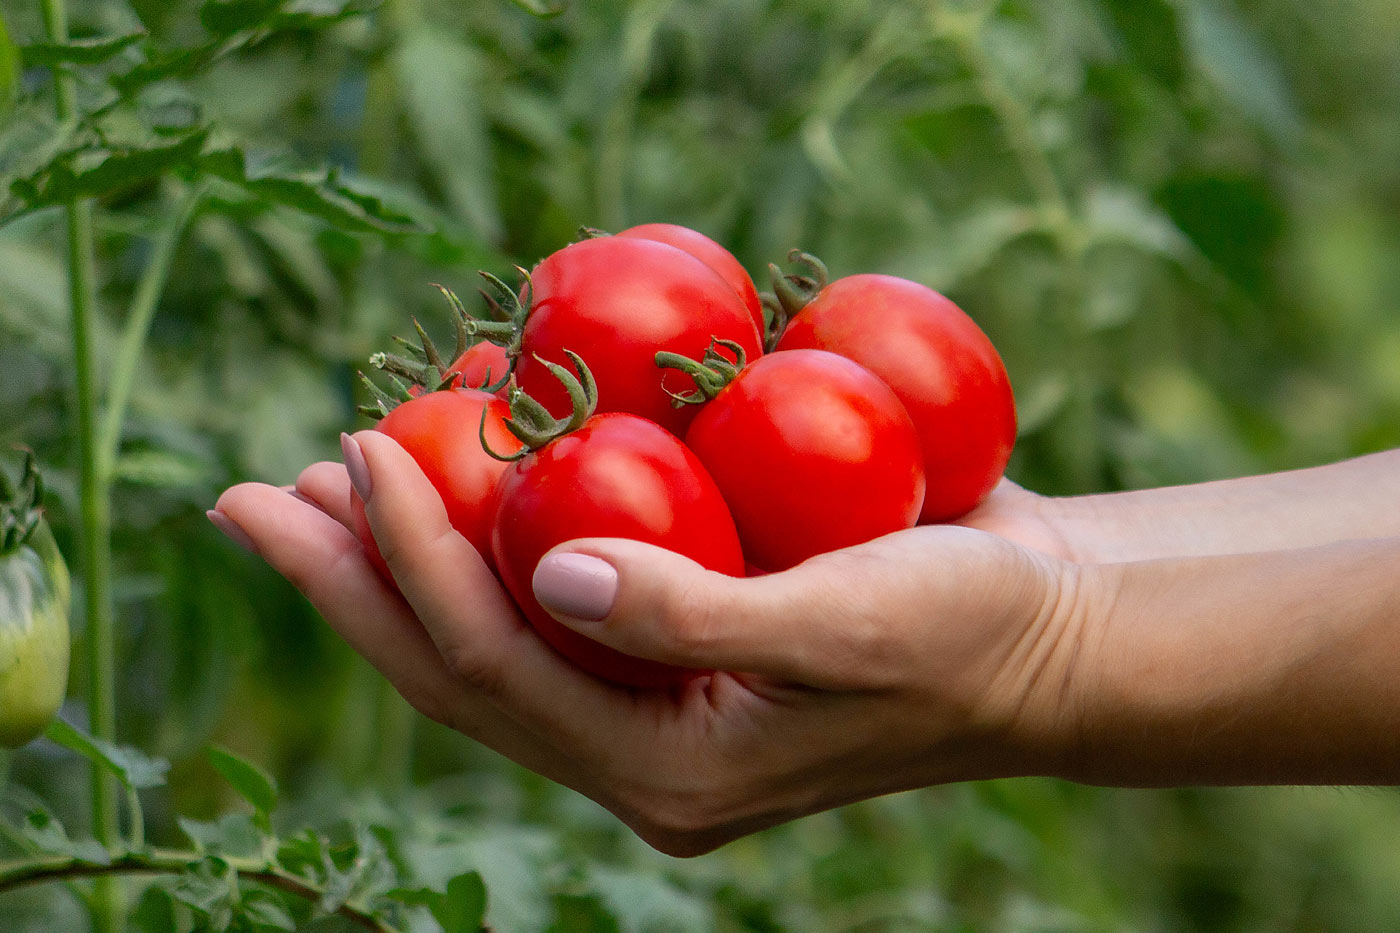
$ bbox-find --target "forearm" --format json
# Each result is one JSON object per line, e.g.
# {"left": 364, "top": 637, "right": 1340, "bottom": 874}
{"left": 1073, "top": 536, "right": 1400, "bottom": 786}
{"left": 1055, "top": 449, "right": 1400, "bottom": 562}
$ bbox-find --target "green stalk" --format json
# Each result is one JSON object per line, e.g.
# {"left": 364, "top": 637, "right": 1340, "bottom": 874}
{"left": 40, "top": 0, "right": 120, "bottom": 928}
{"left": 96, "top": 185, "right": 205, "bottom": 482}
{"left": 0, "top": 850, "right": 409, "bottom": 933}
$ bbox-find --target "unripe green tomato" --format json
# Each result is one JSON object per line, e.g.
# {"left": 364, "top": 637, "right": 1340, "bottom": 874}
{"left": 0, "top": 520, "right": 71, "bottom": 747}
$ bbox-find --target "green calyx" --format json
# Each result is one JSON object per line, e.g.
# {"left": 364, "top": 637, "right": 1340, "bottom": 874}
{"left": 358, "top": 275, "right": 527, "bottom": 419}
{"left": 481, "top": 349, "right": 598, "bottom": 462}
{"left": 464, "top": 266, "right": 532, "bottom": 361}
{"left": 654, "top": 338, "right": 748, "bottom": 406}
{"left": 0, "top": 452, "right": 43, "bottom": 557}
{"left": 761, "top": 248, "right": 829, "bottom": 350}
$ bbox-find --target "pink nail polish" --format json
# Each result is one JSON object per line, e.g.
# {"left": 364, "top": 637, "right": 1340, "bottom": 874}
{"left": 341, "top": 433, "right": 372, "bottom": 503}
{"left": 533, "top": 553, "right": 618, "bottom": 622}
{"left": 207, "top": 510, "right": 259, "bottom": 556}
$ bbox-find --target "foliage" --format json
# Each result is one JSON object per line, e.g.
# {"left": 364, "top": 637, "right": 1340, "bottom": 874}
{"left": 1, "top": 0, "right": 1398, "bottom": 930}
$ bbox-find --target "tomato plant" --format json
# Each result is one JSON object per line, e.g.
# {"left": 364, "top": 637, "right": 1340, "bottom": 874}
{"left": 489, "top": 352, "right": 745, "bottom": 688}
{"left": 613, "top": 223, "right": 765, "bottom": 336}
{"left": 0, "top": 455, "right": 71, "bottom": 748}
{"left": 659, "top": 342, "right": 925, "bottom": 572}
{"left": 447, "top": 340, "right": 512, "bottom": 395}
{"left": 352, "top": 388, "right": 523, "bottom": 579}
{"left": 515, "top": 236, "right": 763, "bottom": 436}
{"left": 772, "top": 256, "right": 1017, "bottom": 522}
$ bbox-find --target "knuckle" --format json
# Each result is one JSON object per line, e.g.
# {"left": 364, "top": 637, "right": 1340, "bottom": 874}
{"left": 653, "top": 575, "right": 724, "bottom": 657}
{"left": 441, "top": 642, "right": 506, "bottom": 698}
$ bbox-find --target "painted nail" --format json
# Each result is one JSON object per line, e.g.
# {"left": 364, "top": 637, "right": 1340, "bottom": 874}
{"left": 207, "top": 510, "right": 259, "bottom": 556}
{"left": 341, "top": 432, "right": 372, "bottom": 503}
{"left": 532, "top": 553, "right": 618, "bottom": 622}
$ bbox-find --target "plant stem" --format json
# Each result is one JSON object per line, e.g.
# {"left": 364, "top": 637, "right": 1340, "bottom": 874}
{"left": 0, "top": 850, "right": 407, "bottom": 933}
{"left": 40, "top": 0, "right": 121, "bottom": 929}
{"left": 96, "top": 185, "right": 205, "bottom": 482}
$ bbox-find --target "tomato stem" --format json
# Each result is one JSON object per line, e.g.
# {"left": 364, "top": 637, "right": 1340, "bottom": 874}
{"left": 654, "top": 338, "right": 747, "bottom": 406}
{"left": 482, "top": 350, "right": 598, "bottom": 460}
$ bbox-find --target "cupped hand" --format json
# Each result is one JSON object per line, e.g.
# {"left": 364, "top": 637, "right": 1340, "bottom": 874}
{"left": 213, "top": 433, "right": 1096, "bottom": 856}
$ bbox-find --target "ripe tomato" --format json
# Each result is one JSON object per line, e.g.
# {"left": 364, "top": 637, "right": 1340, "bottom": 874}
{"left": 665, "top": 346, "right": 925, "bottom": 572}
{"left": 516, "top": 236, "right": 762, "bottom": 437}
{"left": 775, "top": 274, "right": 1016, "bottom": 522}
{"left": 351, "top": 388, "right": 522, "bottom": 579}
{"left": 446, "top": 341, "right": 511, "bottom": 395}
{"left": 492, "top": 411, "right": 745, "bottom": 688}
{"left": 1, "top": 457, "right": 70, "bottom": 748}
{"left": 615, "top": 223, "right": 765, "bottom": 337}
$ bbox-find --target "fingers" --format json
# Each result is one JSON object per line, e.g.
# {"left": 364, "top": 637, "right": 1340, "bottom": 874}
{"left": 210, "top": 482, "right": 578, "bottom": 784}
{"left": 531, "top": 537, "right": 900, "bottom": 689}
{"left": 347, "top": 430, "right": 624, "bottom": 750}
{"left": 293, "top": 460, "right": 356, "bottom": 529}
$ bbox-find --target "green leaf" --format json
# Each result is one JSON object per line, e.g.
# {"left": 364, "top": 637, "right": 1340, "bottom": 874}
{"left": 20, "top": 32, "right": 146, "bottom": 68}
{"left": 8, "top": 129, "right": 210, "bottom": 214}
{"left": 179, "top": 813, "right": 266, "bottom": 858}
{"left": 45, "top": 718, "right": 171, "bottom": 789}
{"left": 510, "top": 0, "right": 569, "bottom": 15}
{"left": 113, "top": 448, "right": 212, "bottom": 488}
{"left": 206, "top": 745, "right": 279, "bottom": 818}
{"left": 0, "top": 11, "right": 19, "bottom": 120}
{"left": 238, "top": 895, "right": 297, "bottom": 932}
{"left": 441, "top": 871, "right": 488, "bottom": 933}
{"left": 200, "top": 0, "right": 284, "bottom": 37}
{"left": 394, "top": 27, "right": 501, "bottom": 239}
{"left": 548, "top": 893, "right": 621, "bottom": 933}
{"left": 199, "top": 146, "right": 430, "bottom": 234}
{"left": 21, "top": 810, "right": 112, "bottom": 863}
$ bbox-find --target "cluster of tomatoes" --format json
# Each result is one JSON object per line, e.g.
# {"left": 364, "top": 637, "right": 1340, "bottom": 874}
{"left": 352, "top": 224, "right": 1017, "bottom": 688}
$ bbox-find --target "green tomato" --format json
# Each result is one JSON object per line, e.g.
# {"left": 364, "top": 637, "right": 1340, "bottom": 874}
{"left": 0, "top": 519, "right": 71, "bottom": 747}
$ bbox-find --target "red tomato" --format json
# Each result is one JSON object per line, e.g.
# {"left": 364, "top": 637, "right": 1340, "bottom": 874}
{"left": 447, "top": 341, "right": 512, "bottom": 395}
{"left": 615, "top": 223, "right": 765, "bottom": 336}
{"left": 516, "top": 237, "right": 762, "bottom": 436}
{"left": 491, "top": 412, "right": 745, "bottom": 688}
{"left": 351, "top": 388, "right": 522, "bottom": 579}
{"left": 776, "top": 275, "right": 1016, "bottom": 522}
{"left": 676, "top": 348, "right": 925, "bottom": 572}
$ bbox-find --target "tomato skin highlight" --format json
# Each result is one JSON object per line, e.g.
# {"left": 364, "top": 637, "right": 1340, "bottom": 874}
{"left": 491, "top": 412, "right": 745, "bottom": 688}
{"left": 776, "top": 275, "right": 1016, "bottom": 522}
{"left": 616, "top": 223, "right": 765, "bottom": 337}
{"left": 681, "top": 349, "right": 926, "bottom": 572}
{"left": 517, "top": 237, "right": 763, "bottom": 437}
{"left": 352, "top": 388, "right": 522, "bottom": 579}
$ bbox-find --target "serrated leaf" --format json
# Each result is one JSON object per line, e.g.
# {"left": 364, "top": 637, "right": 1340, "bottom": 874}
{"left": 199, "top": 147, "right": 429, "bottom": 234}
{"left": 20, "top": 32, "right": 146, "bottom": 68}
{"left": 8, "top": 129, "right": 209, "bottom": 214}
{"left": 22, "top": 811, "right": 113, "bottom": 863}
{"left": 178, "top": 813, "right": 266, "bottom": 858}
{"left": 207, "top": 745, "right": 279, "bottom": 818}
{"left": 45, "top": 718, "right": 171, "bottom": 789}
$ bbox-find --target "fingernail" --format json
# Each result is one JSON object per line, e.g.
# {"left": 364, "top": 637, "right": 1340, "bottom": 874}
{"left": 207, "top": 510, "right": 259, "bottom": 556}
{"left": 533, "top": 553, "right": 618, "bottom": 622}
{"left": 341, "top": 433, "right": 372, "bottom": 503}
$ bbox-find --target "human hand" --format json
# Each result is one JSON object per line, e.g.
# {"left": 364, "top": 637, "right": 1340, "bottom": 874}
{"left": 212, "top": 431, "right": 1093, "bottom": 855}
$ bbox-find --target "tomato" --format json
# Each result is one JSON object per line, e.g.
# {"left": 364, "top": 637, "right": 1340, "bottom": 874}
{"left": 446, "top": 341, "right": 511, "bottom": 395}
{"left": 490, "top": 354, "right": 745, "bottom": 688}
{"left": 352, "top": 388, "right": 522, "bottom": 579}
{"left": 516, "top": 236, "right": 763, "bottom": 437}
{"left": 661, "top": 344, "right": 925, "bottom": 572}
{"left": 1, "top": 458, "right": 70, "bottom": 748}
{"left": 775, "top": 272, "right": 1016, "bottom": 522}
{"left": 614, "top": 223, "right": 765, "bottom": 337}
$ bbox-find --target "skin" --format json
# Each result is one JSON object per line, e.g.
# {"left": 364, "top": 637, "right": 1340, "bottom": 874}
{"left": 213, "top": 444, "right": 1400, "bottom": 856}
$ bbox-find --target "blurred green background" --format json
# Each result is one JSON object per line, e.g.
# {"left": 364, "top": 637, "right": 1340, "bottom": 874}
{"left": 2, "top": 0, "right": 1399, "bottom": 929}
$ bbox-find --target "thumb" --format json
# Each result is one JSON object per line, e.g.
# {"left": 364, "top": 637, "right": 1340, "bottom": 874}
{"left": 531, "top": 538, "right": 876, "bottom": 687}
